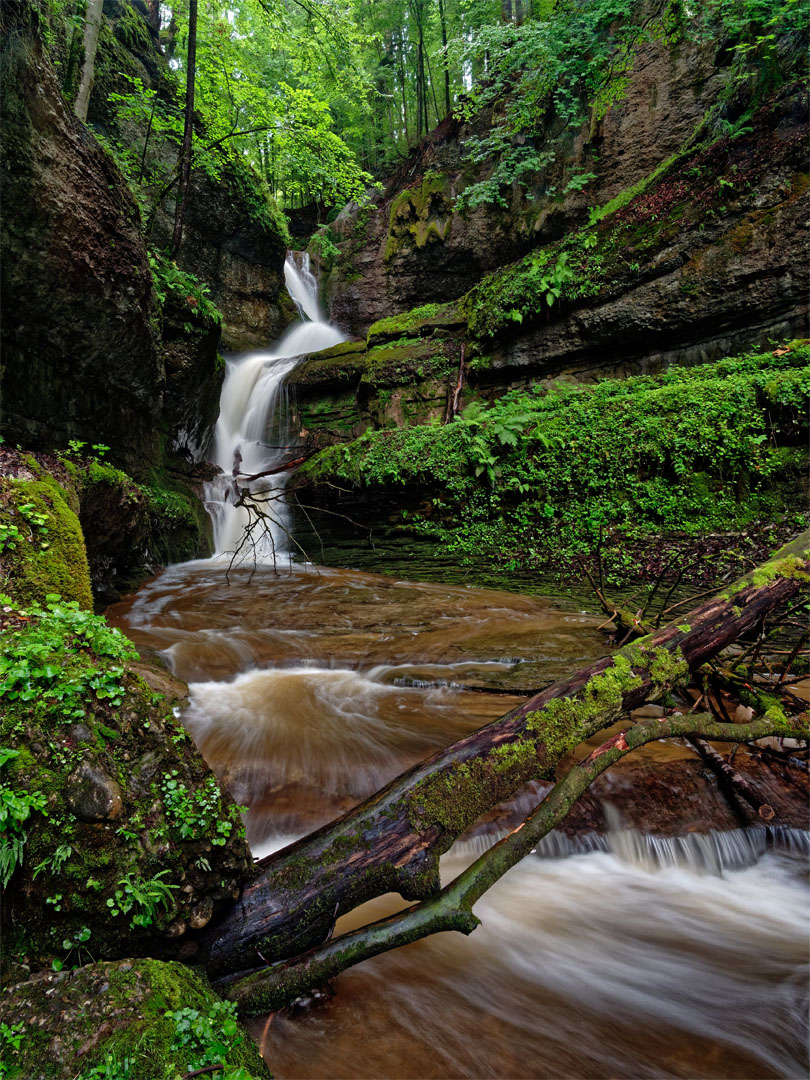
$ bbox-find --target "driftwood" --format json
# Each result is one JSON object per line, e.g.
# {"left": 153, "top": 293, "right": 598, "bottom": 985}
{"left": 195, "top": 531, "right": 810, "bottom": 982}
{"left": 218, "top": 710, "right": 806, "bottom": 1014}
{"left": 688, "top": 736, "right": 775, "bottom": 820}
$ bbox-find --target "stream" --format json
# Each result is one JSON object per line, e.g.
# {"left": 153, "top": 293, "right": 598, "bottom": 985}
{"left": 110, "top": 255, "right": 809, "bottom": 1080}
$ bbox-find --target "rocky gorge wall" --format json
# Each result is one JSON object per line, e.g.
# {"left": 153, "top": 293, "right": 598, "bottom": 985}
{"left": 292, "top": 66, "right": 808, "bottom": 442}
{"left": 0, "top": 0, "right": 291, "bottom": 484}
{"left": 91, "top": 0, "right": 293, "bottom": 352}
{"left": 313, "top": 25, "right": 731, "bottom": 338}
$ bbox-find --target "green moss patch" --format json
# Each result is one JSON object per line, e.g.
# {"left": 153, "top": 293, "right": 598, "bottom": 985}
{"left": 384, "top": 175, "right": 454, "bottom": 263}
{"left": 0, "top": 596, "right": 252, "bottom": 976}
{"left": 0, "top": 959, "right": 271, "bottom": 1079}
{"left": 0, "top": 477, "right": 93, "bottom": 610}
{"left": 301, "top": 343, "right": 810, "bottom": 576}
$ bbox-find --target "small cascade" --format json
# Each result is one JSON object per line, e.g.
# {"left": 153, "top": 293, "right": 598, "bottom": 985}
{"left": 450, "top": 812, "right": 810, "bottom": 874}
{"left": 204, "top": 253, "right": 345, "bottom": 560}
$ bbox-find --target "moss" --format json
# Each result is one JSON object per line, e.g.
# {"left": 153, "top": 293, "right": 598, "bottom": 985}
{"left": 408, "top": 738, "right": 539, "bottom": 834}
{"left": 384, "top": 176, "right": 453, "bottom": 263}
{"left": 361, "top": 339, "right": 450, "bottom": 390}
{"left": 0, "top": 601, "right": 253, "bottom": 972}
{"left": 0, "top": 477, "right": 92, "bottom": 609}
{"left": 1, "top": 959, "right": 271, "bottom": 1079}
{"left": 724, "top": 551, "right": 810, "bottom": 596}
{"left": 367, "top": 301, "right": 463, "bottom": 348}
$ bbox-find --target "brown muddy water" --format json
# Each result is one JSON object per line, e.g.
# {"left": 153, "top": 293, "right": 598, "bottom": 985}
{"left": 111, "top": 560, "right": 810, "bottom": 1080}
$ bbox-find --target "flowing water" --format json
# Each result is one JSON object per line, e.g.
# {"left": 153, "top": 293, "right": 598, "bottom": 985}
{"left": 111, "top": 257, "right": 809, "bottom": 1079}
{"left": 204, "top": 253, "right": 345, "bottom": 560}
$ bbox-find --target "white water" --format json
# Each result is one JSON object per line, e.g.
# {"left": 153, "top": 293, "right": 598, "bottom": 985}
{"left": 204, "top": 252, "right": 345, "bottom": 560}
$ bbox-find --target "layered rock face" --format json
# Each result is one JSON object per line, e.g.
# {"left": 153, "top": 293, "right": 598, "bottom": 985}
{"left": 315, "top": 31, "right": 728, "bottom": 338}
{"left": 290, "top": 79, "right": 808, "bottom": 439}
{"left": 0, "top": 1, "right": 164, "bottom": 475}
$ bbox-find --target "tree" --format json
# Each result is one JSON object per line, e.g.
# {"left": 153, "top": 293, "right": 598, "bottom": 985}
{"left": 73, "top": 0, "right": 104, "bottom": 122}
{"left": 171, "top": 0, "right": 197, "bottom": 255}
{"left": 184, "top": 532, "right": 810, "bottom": 1011}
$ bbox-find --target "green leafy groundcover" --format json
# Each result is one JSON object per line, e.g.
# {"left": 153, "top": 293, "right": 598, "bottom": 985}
{"left": 304, "top": 344, "right": 809, "bottom": 569}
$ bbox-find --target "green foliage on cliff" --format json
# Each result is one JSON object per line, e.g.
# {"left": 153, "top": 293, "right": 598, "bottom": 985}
{"left": 453, "top": 0, "right": 808, "bottom": 209}
{"left": 148, "top": 252, "right": 223, "bottom": 331}
{"left": 303, "top": 343, "right": 809, "bottom": 568}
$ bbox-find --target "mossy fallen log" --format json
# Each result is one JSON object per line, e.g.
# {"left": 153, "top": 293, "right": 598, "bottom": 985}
{"left": 196, "top": 530, "right": 810, "bottom": 980}
{"left": 219, "top": 709, "right": 808, "bottom": 1015}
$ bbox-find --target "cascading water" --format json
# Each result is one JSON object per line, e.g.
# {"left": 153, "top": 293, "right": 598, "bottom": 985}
{"left": 204, "top": 252, "right": 345, "bottom": 561}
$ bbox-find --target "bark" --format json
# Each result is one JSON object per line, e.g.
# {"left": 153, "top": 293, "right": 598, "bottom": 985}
{"left": 171, "top": 0, "right": 198, "bottom": 257}
{"left": 197, "top": 530, "right": 809, "bottom": 979}
{"left": 219, "top": 711, "right": 808, "bottom": 1015}
{"left": 73, "top": 0, "right": 104, "bottom": 123}
{"left": 688, "top": 736, "right": 775, "bottom": 820}
{"left": 438, "top": 0, "right": 451, "bottom": 116}
{"left": 146, "top": 0, "right": 160, "bottom": 33}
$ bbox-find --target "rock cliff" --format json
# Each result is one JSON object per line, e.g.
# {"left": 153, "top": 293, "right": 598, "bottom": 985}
{"left": 313, "top": 28, "right": 730, "bottom": 338}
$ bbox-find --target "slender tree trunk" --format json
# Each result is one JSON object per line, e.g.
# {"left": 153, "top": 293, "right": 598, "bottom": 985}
{"left": 397, "top": 31, "right": 409, "bottom": 144}
{"left": 195, "top": 531, "right": 810, "bottom": 978}
{"left": 73, "top": 0, "right": 104, "bottom": 122}
{"left": 172, "top": 0, "right": 198, "bottom": 258}
{"left": 438, "top": 0, "right": 452, "bottom": 116}
{"left": 146, "top": 0, "right": 160, "bottom": 33}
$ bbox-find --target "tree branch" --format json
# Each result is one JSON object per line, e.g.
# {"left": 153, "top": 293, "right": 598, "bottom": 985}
{"left": 219, "top": 710, "right": 806, "bottom": 1015}
{"left": 196, "top": 530, "right": 810, "bottom": 978}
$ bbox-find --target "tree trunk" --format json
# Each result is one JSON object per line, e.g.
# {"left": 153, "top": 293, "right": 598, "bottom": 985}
{"left": 171, "top": 0, "right": 198, "bottom": 258}
{"left": 688, "top": 736, "right": 775, "bottom": 820}
{"left": 146, "top": 0, "right": 160, "bottom": 33}
{"left": 73, "top": 0, "right": 104, "bottom": 122}
{"left": 219, "top": 710, "right": 806, "bottom": 1015}
{"left": 438, "top": 0, "right": 452, "bottom": 116}
{"left": 195, "top": 531, "right": 810, "bottom": 978}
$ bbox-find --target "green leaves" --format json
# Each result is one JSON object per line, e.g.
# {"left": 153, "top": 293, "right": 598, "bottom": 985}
{"left": 106, "top": 870, "right": 177, "bottom": 930}
{"left": 0, "top": 750, "right": 49, "bottom": 887}
{"left": 311, "top": 342, "right": 810, "bottom": 570}
{"left": 160, "top": 772, "right": 239, "bottom": 847}
{"left": 0, "top": 597, "right": 137, "bottom": 723}
{"left": 167, "top": 999, "right": 248, "bottom": 1078}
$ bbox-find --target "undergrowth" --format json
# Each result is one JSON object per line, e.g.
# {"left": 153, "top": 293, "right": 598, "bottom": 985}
{"left": 303, "top": 343, "right": 809, "bottom": 575}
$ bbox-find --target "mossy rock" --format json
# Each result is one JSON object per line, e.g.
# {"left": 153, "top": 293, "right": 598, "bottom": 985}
{"left": 361, "top": 338, "right": 455, "bottom": 391}
{"left": 366, "top": 301, "right": 465, "bottom": 348}
{"left": 285, "top": 340, "right": 368, "bottom": 391}
{"left": 2, "top": 448, "right": 211, "bottom": 603}
{"left": 384, "top": 175, "right": 454, "bottom": 262}
{"left": 0, "top": 959, "right": 271, "bottom": 1079}
{"left": 0, "top": 476, "right": 93, "bottom": 609}
{"left": 0, "top": 601, "right": 253, "bottom": 975}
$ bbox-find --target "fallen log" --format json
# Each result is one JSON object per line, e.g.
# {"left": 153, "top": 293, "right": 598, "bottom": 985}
{"left": 687, "top": 736, "right": 775, "bottom": 820}
{"left": 195, "top": 530, "right": 810, "bottom": 978}
{"left": 219, "top": 709, "right": 808, "bottom": 1015}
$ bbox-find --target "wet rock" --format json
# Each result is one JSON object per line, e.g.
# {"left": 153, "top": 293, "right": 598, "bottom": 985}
{"left": 67, "top": 761, "right": 124, "bottom": 822}
{"left": 189, "top": 897, "right": 214, "bottom": 930}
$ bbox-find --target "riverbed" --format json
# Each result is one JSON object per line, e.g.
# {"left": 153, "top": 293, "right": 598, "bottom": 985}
{"left": 110, "top": 558, "right": 810, "bottom": 1080}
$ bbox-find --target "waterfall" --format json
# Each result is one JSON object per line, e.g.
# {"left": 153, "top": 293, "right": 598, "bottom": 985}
{"left": 204, "top": 253, "right": 345, "bottom": 561}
